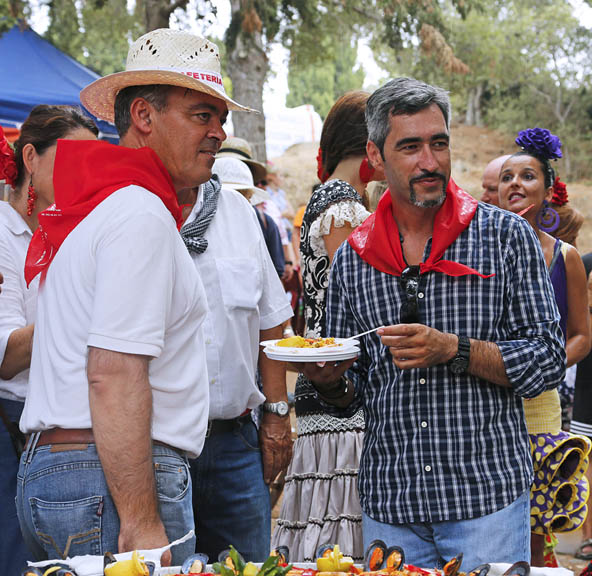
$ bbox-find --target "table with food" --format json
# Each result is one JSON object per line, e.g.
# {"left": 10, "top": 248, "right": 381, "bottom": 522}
{"left": 23, "top": 539, "right": 572, "bottom": 576}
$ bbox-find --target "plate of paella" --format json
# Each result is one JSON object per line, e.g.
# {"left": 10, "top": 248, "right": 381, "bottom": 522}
{"left": 260, "top": 336, "right": 360, "bottom": 362}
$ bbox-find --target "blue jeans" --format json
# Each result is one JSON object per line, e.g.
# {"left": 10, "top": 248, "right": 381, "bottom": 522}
{"left": 362, "top": 489, "right": 530, "bottom": 569}
{"left": 16, "top": 441, "right": 195, "bottom": 565}
{"left": 0, "top": 399, "right": 30, "bottom": 574}
{"left": 189, "top": 417, "right": 271, "bottom": 562}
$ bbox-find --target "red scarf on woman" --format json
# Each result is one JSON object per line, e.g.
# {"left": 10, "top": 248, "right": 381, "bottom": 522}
{"left": 25, "top": 139, "right": 183, "bottom": 286}
{"left": 348, "top": 178, "right": 494, "bottom": 278}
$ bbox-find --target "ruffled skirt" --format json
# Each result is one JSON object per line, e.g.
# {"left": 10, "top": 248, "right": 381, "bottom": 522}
{"left": 272, "top": 412, "right": 364, "bottom": 562}
{"left": 529, "top": 431, "right": 591, "bottom": 534}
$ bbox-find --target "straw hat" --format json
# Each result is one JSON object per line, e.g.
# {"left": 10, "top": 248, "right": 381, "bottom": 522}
{"left": 217, "top": 137, "right": 267, "bottom": 184}
{"left": 213, "top": 157, "right": 269, "bottom": 206}
{"left": 80, "top": 28, "right": 253, "bottom": 124}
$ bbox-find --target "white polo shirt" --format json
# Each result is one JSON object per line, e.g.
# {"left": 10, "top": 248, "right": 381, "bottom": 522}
{"left": 21, "top": 186, "right": 210, "bottom": 458}
{"left": 0, "top": 201, "right": 38, "bottom": 402}
{"left": 184, "top": 186, "right": 293, "bottom": 420}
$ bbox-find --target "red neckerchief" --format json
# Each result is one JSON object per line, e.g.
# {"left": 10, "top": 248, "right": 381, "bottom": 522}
{"left": 25, "top": 139, "right": 183, "bottom": 286}
{"left": 348, "top": 178, "right": 494, "bottom": 278}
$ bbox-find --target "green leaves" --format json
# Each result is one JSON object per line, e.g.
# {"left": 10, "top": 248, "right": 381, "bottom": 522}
{"left": 211, "top": 548, "right": 292, "bottom": 576}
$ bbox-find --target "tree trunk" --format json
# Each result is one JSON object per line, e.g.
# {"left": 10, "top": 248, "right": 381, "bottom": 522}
{"left": 563, "top": 142, "right": 571, "bottom": 179}
{"left": 143, "top": 0, "right": 190, "bottom": 31}
{"left": 227, "top": 0, "right": 268, "bottom": 163}
{"left": 465, "top": 83, "right": 484, "bottom": 126}
{"left": 473, "top": 83, "right": 483, "bottom": 127}
{"left": 465, "top": 88, "right": 475, "bottom": 125}
{"left": 143, "top": 0, "right": 169, "bottom": 30}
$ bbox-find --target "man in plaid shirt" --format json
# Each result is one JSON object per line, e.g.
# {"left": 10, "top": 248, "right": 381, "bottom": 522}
{"left": 301, "top": 78, "right": 564, "bottom": 568}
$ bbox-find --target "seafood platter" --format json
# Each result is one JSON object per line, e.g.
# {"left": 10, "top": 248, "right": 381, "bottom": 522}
{"left": 260, "top": 336, "right": 360, "bottom": 362}
{"left": 23, "top": 539, "right": 570, "bottom": 576}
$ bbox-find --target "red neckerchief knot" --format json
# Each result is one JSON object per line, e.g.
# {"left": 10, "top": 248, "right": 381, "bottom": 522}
{"left": 348, "top": 178, "right": 494, "bottom": 279}
{"left": 25, "top": 139, "right": 183, "bottom": 286}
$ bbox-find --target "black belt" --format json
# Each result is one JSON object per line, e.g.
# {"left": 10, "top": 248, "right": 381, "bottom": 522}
{"left": 206, "top": 413, "right": 252, "bottom": 437}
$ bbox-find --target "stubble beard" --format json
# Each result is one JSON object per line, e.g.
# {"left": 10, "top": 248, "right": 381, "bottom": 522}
{"left": 409, "top": 182, "right": 447, "bottom": 208}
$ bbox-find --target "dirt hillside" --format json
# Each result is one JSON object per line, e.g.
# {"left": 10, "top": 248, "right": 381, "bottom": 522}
{"left": 272, "top": 124, "right": 592, "bottom": 255}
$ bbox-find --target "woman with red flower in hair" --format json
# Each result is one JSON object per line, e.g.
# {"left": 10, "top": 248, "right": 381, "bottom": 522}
{"left": 499, "top": 127, "right": 591, "bottom": 566}
{"left": 0, "top": 106, "right": 97, "bottom": 572}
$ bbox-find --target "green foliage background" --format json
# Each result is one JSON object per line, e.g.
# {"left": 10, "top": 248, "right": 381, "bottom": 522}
{"left": 2, "top": 0, "right": 592, "bottom": 177}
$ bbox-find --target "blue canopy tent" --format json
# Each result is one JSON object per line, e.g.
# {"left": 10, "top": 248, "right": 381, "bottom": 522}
{"left": 0, "top": 24, "right": 118, "bottom": 141}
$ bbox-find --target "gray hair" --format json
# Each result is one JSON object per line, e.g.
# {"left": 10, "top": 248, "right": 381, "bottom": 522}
{"left": 366, "top": 77, "right": 451, "bottom": 156}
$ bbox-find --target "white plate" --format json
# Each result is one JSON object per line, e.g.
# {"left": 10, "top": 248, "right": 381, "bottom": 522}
{"left": 260, "top": 338, "right": 359, "bottom": 355}
{"left": 263, "top": 346, "right": 360, "bottom": 363}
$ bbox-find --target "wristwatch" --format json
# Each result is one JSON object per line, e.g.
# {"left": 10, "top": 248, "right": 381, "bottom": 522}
{"left": 262, "top": 401, "right": 290, "bottom": 417}
{"left": 447, "top": 335, "right": 471, "bottom": 375}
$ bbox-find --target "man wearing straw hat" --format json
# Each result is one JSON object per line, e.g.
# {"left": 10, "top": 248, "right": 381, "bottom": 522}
{"left": 181, "top": 154, "right": 292, "bottom": 560}
{"left": 17, "top": 29, "right": 249, "bottom": 565}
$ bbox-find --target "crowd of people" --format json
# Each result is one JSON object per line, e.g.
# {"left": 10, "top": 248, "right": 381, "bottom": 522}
{"left": 0, "top": 25, "right": 592, "bottom": 576}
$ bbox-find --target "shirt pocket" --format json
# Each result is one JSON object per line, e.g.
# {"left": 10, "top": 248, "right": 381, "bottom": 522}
{"left": 215, "top": 258, "right": 262, "bottom": 310}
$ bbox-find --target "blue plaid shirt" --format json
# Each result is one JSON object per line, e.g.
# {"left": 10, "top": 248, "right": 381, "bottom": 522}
{"left": 325, "top": 203, "right": 565, "bottom": 524}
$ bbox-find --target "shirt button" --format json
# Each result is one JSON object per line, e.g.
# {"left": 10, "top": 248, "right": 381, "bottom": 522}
{"left": 421, "top": 421, "right": 428, "bottom": 428}
{"left": 425, "top": 465, "right": 432, "bottom": 472}
{"left": 206, "top": 338, "right": 211, "bottom": 345}
{"left": 418, "top": 292, "right": 425, "bottom": 299}
{"left": 210, "top": 378, "right": 216, "bottom": 385}
{"left": 419, "top": 378, "right": 426, "bottom": 384}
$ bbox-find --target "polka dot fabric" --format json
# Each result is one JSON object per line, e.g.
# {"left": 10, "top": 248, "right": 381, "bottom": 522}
{"left": 529, "top": 431, "right": 591, "bottom": 535}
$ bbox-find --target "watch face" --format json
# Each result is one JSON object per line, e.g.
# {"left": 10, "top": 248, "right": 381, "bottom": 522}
{"left": 276, "top": 401, "right": 289, "bottom": 417}
{"left": 265, "top": 401, "right": 289, "bottom": 416}
{"left": 450, "top": 357, "right": 468, "bottom": 375}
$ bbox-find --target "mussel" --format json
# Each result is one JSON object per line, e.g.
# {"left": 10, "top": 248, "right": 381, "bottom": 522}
{"left": 22, "top": 564, "right": 75, "bottom": 576}
{"left": 443, "top": 554, "right": 463, "bottom": 576}
{"left": 316, "top": 543, "right": 338, "bottom": 559}
{"left": 104, "top": 552, "right": 117, "bottom": 570}
{"left": 364, "top": 540, "right": 387, "bottom": 571}
{"left": 182, "top": 553, "right": 209, "bottom": 574}
{"left": 271, "top": 546, "right": 290, "bottom": 564}
{"left": 218, "top": 548, "right": 246, "bottom": 571}
{"left": 502, "top": 561, "right": 530, "bottom": 576}
{"left": 466, "top": 564, "right": 490, "bottom": 576}
{"left": 384, "top": 546, "right": 405, "bottom": 571}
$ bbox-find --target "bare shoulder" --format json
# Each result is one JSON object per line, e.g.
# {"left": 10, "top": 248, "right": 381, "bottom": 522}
{"left": 564, "top": 242, "right": 585, "bottom": 266}
{"left": 564, "top": 243, "right": 587, "bottom": 283}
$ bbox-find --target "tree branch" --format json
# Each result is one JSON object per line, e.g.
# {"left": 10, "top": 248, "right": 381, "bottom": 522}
{"left": 529, "top": 84, "right": 554, "bottom": 108}
{"left": 164, "top": 0, "right": 190, "bottom": 18}
{"left": 326, "top": 0, "right": 382, "bottom": 23}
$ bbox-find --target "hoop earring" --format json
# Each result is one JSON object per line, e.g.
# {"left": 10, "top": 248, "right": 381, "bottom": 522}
{"left": 27, "top": 177, "right": 37, "bottom": 216}
{"left": 536, "top": 199, "right": 559, "bottom": 234}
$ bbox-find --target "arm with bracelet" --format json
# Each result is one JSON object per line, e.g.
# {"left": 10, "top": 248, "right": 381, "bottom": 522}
{"left": 300, "top": 245, "right": 366, "bottom": 414}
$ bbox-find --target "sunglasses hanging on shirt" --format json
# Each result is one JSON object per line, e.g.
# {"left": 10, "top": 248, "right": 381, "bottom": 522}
{"left": 400, "top": 266, "right": 420, "bottom": 324}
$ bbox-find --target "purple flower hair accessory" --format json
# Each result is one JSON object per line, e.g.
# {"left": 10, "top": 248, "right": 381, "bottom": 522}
{"left": 515, "top": 127, "right": 562, "bottom": 160}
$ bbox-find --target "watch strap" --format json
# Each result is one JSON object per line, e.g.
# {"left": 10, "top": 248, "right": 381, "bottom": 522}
{"left": 457, "top": 335, "right": 470, "bottom": 358}
{"left": 262, "top": 401, "right": 289, "bottom": 416}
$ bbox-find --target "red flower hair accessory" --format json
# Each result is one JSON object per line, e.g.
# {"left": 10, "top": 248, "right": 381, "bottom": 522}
{"left": 0, "top": 126, "right": 17, "bottom": 188}
{"left": 552, "top": 177, "right": 568, "bottom": 206}
{"left": 316, "top": 147, "right": 329, "bottom": 183}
